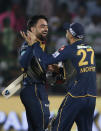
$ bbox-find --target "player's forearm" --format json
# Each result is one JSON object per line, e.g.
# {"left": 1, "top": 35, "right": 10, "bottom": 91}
{"left": 33, "top": 44, "right": 66, "bottom": 66}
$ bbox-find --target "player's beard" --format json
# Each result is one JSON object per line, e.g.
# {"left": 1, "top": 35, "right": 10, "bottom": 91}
{"left": 36, "top": 32, "right": 47, "bottom": 41}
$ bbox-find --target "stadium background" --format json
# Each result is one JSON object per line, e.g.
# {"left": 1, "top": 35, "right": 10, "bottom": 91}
{"left": 0, "top": 0, "right": 101, "bottom": 130}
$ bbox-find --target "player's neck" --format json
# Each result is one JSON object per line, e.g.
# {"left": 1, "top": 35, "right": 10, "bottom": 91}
{"left": 70, "top": 38, "right": 80, "bottom": 45}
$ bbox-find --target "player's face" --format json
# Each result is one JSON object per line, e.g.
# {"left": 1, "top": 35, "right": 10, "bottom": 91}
{"left": 35, "top": 19, "right": 48, "bottom": 40}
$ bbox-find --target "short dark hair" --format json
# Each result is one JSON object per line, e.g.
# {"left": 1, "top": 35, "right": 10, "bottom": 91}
{"left": 27, "top": 15, "right": 48, "bottom": 30}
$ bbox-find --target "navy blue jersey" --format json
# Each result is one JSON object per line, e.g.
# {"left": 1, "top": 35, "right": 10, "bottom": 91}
{"left": 19, "top": 41, "right": 46, "bottom": 85}
{"left": 33, "top": 40, "right": 97, "bottom": 97}
{"left": 19, "top": 42, "right": 33, "bottom": 69}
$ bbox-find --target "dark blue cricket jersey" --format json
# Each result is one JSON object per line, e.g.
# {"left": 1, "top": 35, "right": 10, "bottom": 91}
{"left": 19, "top": 41, "right": 46, "bottom": 85}
{"left": 33, "top": 40, "right": 97, "bottom": 97}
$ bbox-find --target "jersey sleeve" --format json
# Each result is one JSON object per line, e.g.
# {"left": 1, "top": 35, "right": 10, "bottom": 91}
{"left": 33, "top": 43, "right": 72, "bottom": 66}
{"left": 19, "top": 42, "right": 34, "bottom": 69}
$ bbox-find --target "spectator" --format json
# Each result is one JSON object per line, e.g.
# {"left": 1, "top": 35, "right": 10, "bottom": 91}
{"left": 57, "top": 3, "right": 72, "bottom": 23}
{"left": 0, "top": 0, "right": 12, "bottom": 13}
{"left": 12, "top": 5, "right": 26, "bottom": 32}
{"left": 85, "top": 15, "right": 101, "bottom": 53}
{"left": 26, "top": 0, "right": 41, "bottom": 16}
{"left": 0, "top": 10, "right": 15, "bottom": 31}
{"left": 73, "top": 5, "right": 91, "bottom": 27}
{"left": 48, "top": 16, "right": 61, "bottom": 52}
{"left": 86, "top": 15, "right": 101, "bottom": 34}
{"left": 56, "top": 3, "right": 73, "bottom": 34}
{"left": 0, "top": 32, "right": 6, "bottom": 58}
{"left": 2, "top": 17, "right": 15, "bottom": 53}
{"left": 87, "top": 0, "right": 101, "bottom": 16}
{"left": 40, "top": 0, "right": 53, "bottom": 18}
{"left": 56, "top": 0, "right": 78, "bottom": 14}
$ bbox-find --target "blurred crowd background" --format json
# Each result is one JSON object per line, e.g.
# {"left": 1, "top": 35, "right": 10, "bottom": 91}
{"left": 0, "top": 0, "right": 101, "bottom": 95}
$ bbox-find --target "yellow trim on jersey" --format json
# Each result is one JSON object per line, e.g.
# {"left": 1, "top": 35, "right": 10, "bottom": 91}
{"left": 63, "top": 63, "right": 66, "bottom": 80}
{"left": 21, "top": 68, "right": 24, "bottom": 72}
{"left": 57, "top": 95, "right": 69, "bottom": 131}
{"left": 40, "top": 42, "right": 45, "bottom": 51}
{"left": 35, "top": 84, "right": 45, "bottom": 129}
{"left": 67, "top": 92, "right": 97, "bottom": 98}
{"left": 35, "top": 58, "right": 44, "bottom": 73}
{"left": 35, "top": 39, "right": 46, "bottom": 51}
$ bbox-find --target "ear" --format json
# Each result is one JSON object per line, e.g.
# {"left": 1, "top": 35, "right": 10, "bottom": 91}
{"left": 30, "top": 27, "right": 35, "bottom": 33}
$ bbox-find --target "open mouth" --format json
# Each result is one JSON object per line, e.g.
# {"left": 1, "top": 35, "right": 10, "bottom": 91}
{"left": 42, "top": 32, "right": 48, "bottom": 35}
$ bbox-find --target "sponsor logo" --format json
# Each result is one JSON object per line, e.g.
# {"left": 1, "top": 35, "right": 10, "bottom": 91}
{"left": 52, "top": 51, "right": 60, "bottom": 58}
{"left": 45, "top": 104, "right": 50, "bottom": 107}
{"left": 0, "top": 111, "right": 56, "bottom": 131}
{"left": 77, "top": 45, "right": 92, "bottom": 49}
{"left": 59, "top": 46, "right": 66, "bottom": 51}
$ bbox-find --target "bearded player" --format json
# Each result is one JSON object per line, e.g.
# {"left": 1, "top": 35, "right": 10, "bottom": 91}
{"left": 19, "top": 15, "right": 50, "bottom": 131}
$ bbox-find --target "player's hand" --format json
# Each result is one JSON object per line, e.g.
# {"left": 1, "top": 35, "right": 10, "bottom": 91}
{"left": 27, "top": 31, "right": 37, "bottom": 46}
{"left": 20, "top": 31, "right": 37, "bottom": 46}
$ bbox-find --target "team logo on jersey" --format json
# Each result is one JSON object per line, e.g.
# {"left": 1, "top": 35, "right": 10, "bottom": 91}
{"left": 59, "top": 46, "right": 66, "bottom": 51}
{"left": 21, "top": 51, "right": 26, "bottom": 56}
{"left": 52, "top": 51, "right": 60, "bottom": 58}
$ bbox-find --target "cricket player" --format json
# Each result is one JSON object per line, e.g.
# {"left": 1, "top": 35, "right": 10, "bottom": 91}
{"left": 25, "top": 22, "right": 97, "bottom": 131}
{"left": 19, "top": 15, "right": 50, "bottom": 131}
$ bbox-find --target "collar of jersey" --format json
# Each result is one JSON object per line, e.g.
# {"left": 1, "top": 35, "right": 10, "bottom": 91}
{"left": 73, "top": 40, "right": 83, "bottom": 46}
{"left": 36, "top": 39, "right": 46, "bottom": 44}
